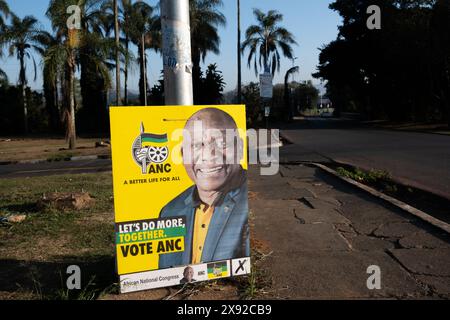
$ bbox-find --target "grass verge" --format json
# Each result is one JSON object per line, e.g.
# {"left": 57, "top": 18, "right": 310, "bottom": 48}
{"left": 0, "top": 172, "right": 116, "bottom": 300}
{"left": 0, "top": 172, "right": 260, "bottom": 300}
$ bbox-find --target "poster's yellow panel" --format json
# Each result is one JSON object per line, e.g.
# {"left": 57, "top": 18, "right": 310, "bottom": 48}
{"left": 110, "top": 105, "right": 247, "bottom": 275}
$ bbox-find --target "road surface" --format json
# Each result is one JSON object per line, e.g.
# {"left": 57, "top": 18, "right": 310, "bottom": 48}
{"left": 280, "top": 118, "right": 450, "bottom": 200}
{"left": 1, "top": 119, "right": 449, "bottom": 201}
{"left": 0, "top": 159, "right": 112, "bottom": 179}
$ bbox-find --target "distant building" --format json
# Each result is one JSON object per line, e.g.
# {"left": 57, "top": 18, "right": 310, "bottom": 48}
{"left": 317, "top": 98, "right": 332, "bottom": 108}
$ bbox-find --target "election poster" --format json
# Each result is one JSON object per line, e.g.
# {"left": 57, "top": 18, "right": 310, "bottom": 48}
{"left": 109, "top": 106, "right": 251, "bottom": 293}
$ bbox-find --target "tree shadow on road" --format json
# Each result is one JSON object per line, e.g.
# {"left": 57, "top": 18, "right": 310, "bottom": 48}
{"left": 313, "top": 168, "right": 450, "bottom": 245}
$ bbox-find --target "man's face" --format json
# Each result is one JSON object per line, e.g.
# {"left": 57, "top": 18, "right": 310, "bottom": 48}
{"left": 182, "top": 118, "right": 242, "bottom": 193}
{"left": 184, "top": 267, "right": 194, "bottom": 281}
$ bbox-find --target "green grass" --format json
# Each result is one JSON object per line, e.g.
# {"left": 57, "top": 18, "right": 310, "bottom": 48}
{"left": 336, "top": 167, "right": 391, "bottom": 184}
{"left": 232, "top": 209, "right": 272, "bottom": 300}
{"left": 238, "top": 255, "right": 272, "bottom": 300}
{"left": 0, "top": 172, "right": 116, "bottom": 299}
{"left": 335, "top": 166, "right": 407, "bottom": 197}
{"left": 46, "top": 152, "right": 75, "bottom": 162}
{"left": 72, "top": 222, "right": 115, "bottom": 254}
{"left": 0, "top": 172, "right": 259, "bottom": 300}
{"left": 301, "top": 107, "right": 335, "bottom": 117}
{"left": 31, "top": 272, "right": 119, "bottom": 300}
{"left": 0, "top": 173, "right": 114, "bottom": 242}
{"left": 0, "top": 173, "right": 113, "bottom": 214}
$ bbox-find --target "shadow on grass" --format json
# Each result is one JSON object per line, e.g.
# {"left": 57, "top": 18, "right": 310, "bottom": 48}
{"left": 0, "top": 203, "right": 40, "bottom": 214}
{"left": 0, "top": 255, "right": 118, "bottom": 300}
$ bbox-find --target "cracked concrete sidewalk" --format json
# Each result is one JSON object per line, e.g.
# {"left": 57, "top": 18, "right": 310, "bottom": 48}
{"left": 248, "top": 164, "right": 450, "bottom": 299}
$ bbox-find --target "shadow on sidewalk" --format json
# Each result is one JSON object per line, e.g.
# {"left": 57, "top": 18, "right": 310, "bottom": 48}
{"left": 313, "top": 167, "right": 450, "bottom": 244}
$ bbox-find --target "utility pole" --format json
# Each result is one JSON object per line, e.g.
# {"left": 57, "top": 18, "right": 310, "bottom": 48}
{"left": 291, "top": 57, "right": 298, "bottom": 82}
{"left": 320, "top": 79, "right": 323, "bottom": 109}
{"left": 161, "top": 0, "right": 193, "bottom": 105}
{"left": 114, "top": 0, "right": 121, "bottom": 106}
{"left": 237, "top": 0, "right": 242, "bottom": 104}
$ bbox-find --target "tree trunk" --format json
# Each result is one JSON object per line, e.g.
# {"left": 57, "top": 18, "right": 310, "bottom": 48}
{"left": 124, "top": 38, "right": 129, "bottom": 106}
{"left": 19, "top": 53, "right": 28, "bottom": 134}
{"left": 237, "top": 0, "right": 241, "bottom": 104}
{"left": 192, "top": 48, "right": 202, "bottom": 104}
{"left": 264, "top": 39, "right": 269, "bottom": 73}
{"left": 445, "top": 62, "right": 450, "bottom": 128}
{"left": 138, "top": 43, "right": 144, "bottom": 105}
{"left": 22, "top": 83, "right": 28, "bottom": 134}
{"left": 138, "top": 39, "right": 148, "bottom": 106}
{"left": 44, "top": 66, "right": 60, "bottom": 134}
{"left": 67, "top": 52, "right": 77, "bottom": 150}
{"left": 114, "top": 0, "right": 121, "bottom": 106}
{"left": 54, "top": 77, "right": 61, "bottom": 132}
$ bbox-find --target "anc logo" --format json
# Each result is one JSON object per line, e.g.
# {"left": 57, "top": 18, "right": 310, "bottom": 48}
{"left": 132, "top": 122, "right": 170, "bottom": 174}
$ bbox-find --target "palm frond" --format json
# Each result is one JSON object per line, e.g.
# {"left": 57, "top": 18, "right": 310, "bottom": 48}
{"left": 243, "top": 8, "right": 297, "bottom": 76}
{"left": 0, "top": 67, "right": 7, "bottom": 80}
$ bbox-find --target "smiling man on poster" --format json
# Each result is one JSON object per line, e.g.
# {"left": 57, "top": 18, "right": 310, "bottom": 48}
{"left": 158, "top": 108, "right": 249, "bottom": 269}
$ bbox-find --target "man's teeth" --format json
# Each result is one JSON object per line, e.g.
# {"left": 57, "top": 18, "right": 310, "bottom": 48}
{"left": 199, "top": 167, "right": 223, "bottom": 174}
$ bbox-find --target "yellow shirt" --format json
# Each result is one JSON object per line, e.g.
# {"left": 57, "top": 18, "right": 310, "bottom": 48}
{"left": 191, "top": 204, "right": 214, "bottom": 264}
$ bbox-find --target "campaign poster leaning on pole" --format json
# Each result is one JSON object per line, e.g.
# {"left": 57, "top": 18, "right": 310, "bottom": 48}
{"left": 109, "top": 105, "right": 251, "bottom": 294}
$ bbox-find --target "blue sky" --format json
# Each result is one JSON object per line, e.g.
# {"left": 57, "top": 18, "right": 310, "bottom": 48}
{"left": 1, "top": 0, "right": 341, "bottom": 93}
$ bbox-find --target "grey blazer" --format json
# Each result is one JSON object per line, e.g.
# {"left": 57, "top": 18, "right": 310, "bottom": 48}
{"left": 158, "top": 180, "right": 250, "bottom": 269}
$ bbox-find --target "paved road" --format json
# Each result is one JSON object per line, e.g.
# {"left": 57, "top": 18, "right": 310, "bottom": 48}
{"left": 280, "top": 119, "right": 450, "bottom": 200}
{"left": 0, "top": 159, "right": 112, "bottom": 179}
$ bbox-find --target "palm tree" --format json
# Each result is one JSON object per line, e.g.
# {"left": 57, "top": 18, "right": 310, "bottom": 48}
{"left": 46, "top": 0, "right": 113, "bottom": 148}
{"left": 0, "top": 0, "right": 10, "bottom": 73}
{"left": 78, "top": 10, "right": 116, "bottom": 134}
{"left": 0, "top": 0, "right": 9, "bottom": 26}
{"left": 189, "top": 0, "right": 226, "bottom": 103}
{"left": 0, "top": 70, "right": 7, "bottom": 87}
{"left": 128, "top": 1, "right": 160, "bottom": 105}
{"left": 0, "top": 0, "right": 10, "bottom": 81}
{"left": 242, "top": 9, "right": 297, "bottom": 76}
{"left": 2, "top": 14, "right": 43, "bottom": 134}
{"left": 102, "top": 0, "right": 138, "bottom": 106}
{"left": 46, "top": 0, "right": 81, "bottom": 148}
{"left": 119, "top": 0, "right": 134, "bottom": 106}
{"left": 34, "top": 31, "right": 63, "bottom": 133}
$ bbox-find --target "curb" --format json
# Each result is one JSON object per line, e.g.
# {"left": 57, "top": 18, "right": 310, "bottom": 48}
{"left": 365, "top": 124, "right": 450, "bottom": 137}
{"left": 372, "top": 127, "right": 450, "bottom": 137}
{"left": 312, "top": 162, "right": 450, "bottom": 235}
{"left": 278, "top": 132, "right": 295, "bottom": 146}
{"left": 0, "top": 154, "right": 111, "bottom": 166}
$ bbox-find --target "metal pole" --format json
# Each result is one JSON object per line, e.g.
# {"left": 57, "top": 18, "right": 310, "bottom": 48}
{"left": 161, "top": 0, "right": 193, "bottom": 105}
{"left": 292, "top": 57, "right": 298, "bottom": 83}
{"left": 320, "top": 80, "right": 323, "bottom": 108}
{"left": 237, "top": 0, "right": 241, "bottom": 104}
{"left": 114, "top": 0, "right": 121, "bottom": 106}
